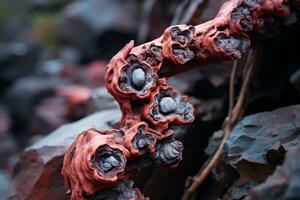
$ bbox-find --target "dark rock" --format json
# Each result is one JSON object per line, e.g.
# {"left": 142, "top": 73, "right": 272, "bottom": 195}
{"left": 9, "top": 109, "right": 121, "bottom": 200}
{"left": 0, "top": 132, "right": 18, "bottom": 171}
{"left": 249, "top": 146, "right": 300, "bottom": 200}
{"left": 224, "top": 181, "right": 257, "bottom": 200}
{"left": 86, "top": 87, "right": 119, "bottom": 114}
{"left": 0, "top": 105, "right": 18, "bottom": 172}
{"left": 0, "top": 41, "right": 39, "bottom": 87}
{"left": 30, "top": 86, "right": 119, "bottom": 137}
{"left": 226, "top": 105, "right": 300, "bottom": 178}
{"left": 37, "top": 58, "right": 76, "bottom": 78}
{"left": 290, "top": 68, "right": 300, "bottom": 95}
{"left": 216, "top": 105, "right": 300, "bottom": 199}
{"left": 6, "top": 75, "right": 67, "bottom": 139}
{"left": 205, "top": 130, "right": 224, "bottom": 155}
{"left": 59, "top": 0, "right": 139, "bottom": 59}
{"left": 197, "top": 99, "right": 224, "bottom": 122}
{"left": 168, "top": 61, "right": 232, "bottom": 97}
{"left": 30, "top": 96, "right": 68, "bottom": 136}
{"left": 0, "top": 104, "right": 11, "bottom": 135}
{"left": 88, "top": 180, "right": 147, "bottom": 200}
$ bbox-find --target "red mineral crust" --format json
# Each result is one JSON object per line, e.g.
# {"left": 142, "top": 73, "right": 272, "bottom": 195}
{"left": 62, "top": 0, "right": 300, "bottom": 199}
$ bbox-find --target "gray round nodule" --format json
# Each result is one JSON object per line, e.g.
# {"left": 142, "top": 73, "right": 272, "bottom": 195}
{"left": 132, "top": 68, "right": 146, "bottom": 87}
{"left": 159, "top": 97, "right": 177, "bottom": 114}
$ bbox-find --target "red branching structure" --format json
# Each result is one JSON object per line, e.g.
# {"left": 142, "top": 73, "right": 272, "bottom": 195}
{"left": 62, "top": 0, "right": 300, "bottom": 199}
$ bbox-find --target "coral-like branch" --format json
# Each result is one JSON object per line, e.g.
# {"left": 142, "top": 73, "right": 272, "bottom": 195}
{"left": 62, "top": 0, "right": 299, "bottom": 199}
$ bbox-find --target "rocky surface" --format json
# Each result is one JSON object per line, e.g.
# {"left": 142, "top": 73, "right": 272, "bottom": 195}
{"left": 249, "top": 146, "right": 300, "bottom": 200}
{"left": 9, "top": 109, "right": 121, "bottom": 200}
{"left": 215, "top": 104, "right": 300, "bottom": 199}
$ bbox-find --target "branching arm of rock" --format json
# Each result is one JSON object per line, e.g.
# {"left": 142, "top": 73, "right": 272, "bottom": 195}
{"left": 62, "top": 0, "right": 300, "bottom": 199}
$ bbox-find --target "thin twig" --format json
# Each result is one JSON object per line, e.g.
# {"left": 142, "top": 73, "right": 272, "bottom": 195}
{"left": 229, "top": 60, "right": 239, "bottom": 113}
{"left": 181, "top": 50, "right": 255, "bottom": 200}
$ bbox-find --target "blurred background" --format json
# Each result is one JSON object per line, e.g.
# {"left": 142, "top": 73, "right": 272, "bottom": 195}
{"left": 0, "top": 0, "right": 299, "bottom": 199}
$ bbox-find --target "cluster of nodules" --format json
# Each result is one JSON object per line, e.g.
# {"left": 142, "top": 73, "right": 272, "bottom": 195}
{"left": 61, "top": 22, "right": 196, "bottom": 200}
{"left": 62, "top": 115, "right": 190, "bottom": 199}
{"left": 62, "top": 0, "right": 298, "bottom": 199}
{"left": 211, "top": 0, "right": 296, "bottom": 59}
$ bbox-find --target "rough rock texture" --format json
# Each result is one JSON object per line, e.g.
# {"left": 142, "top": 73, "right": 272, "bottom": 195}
{"left": 216, "top": 104, "right": 300, "bottom": 199}
{"left": 9, "top": 109, "right": 121, "bottom": 200}
{"left": 249, "top": 146, "right": 300, "bottom": 200}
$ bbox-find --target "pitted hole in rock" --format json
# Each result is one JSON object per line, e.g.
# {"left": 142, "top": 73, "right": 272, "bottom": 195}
{"left": 217, "top": 25, "right": 229, "bottom": 32}
{"left": 153, "top": 139, "right": 184, "bottom": 165}
{"left": 92, "top": 145, "right": 126, "bottom": 177}
{"left": 119, "top": 56, "right": 155, "bottom": 96}
{"left": 240, "top": 18, "right": 254, "bottom": 31}
{"left": 132, "top": 126, "right": 154, "bottom": 152}
{"left": 145, "top": 55, "right": 157, "bottom": 66}
{"left": 214, "top": 33, "right": 249, "bottom": 59}
{"left": 170, "top": 27, "right": 194, "bottom": 45}
{"left": 88, "top": 180, "right": 144, "bottom": 200}
{"left": 172, "top": 44, "right": 195, "bottom": 63}
{"left": 148, "top": 88, "right": 194, "bottom": 123}
{"left": 231, "top": 5, "right": 254, "bottom": 31}
{"left": 143, "top": 44, "right": 163, "bottom": 66}
{"left": 149, "top": 44, "right": 163, "bottom": 60}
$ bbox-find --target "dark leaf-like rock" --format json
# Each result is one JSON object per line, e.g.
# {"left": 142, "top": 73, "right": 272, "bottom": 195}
{"left": 216, "top": 105, "right": 300, "bottom": 199}
{"left": 9, "top": 109, "right": 121, "bottom": 200}
{"left": 249, "top": 146, "right": 300, "bottom": 200}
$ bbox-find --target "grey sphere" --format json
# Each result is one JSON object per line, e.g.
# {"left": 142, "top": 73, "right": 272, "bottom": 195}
{"left": 132, "top": 68, "right": 146, "bottom": 87}
{"left": 159, "top": 97, "right": 177, "bottom": 114}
